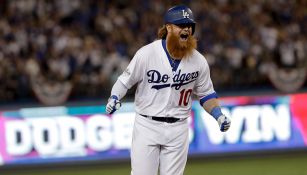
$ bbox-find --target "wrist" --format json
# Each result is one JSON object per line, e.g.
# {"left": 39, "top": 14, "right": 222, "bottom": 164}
{"left": 110, "top": 95, "right": 119, "bottom": 100}
{"left": 210, "top": 106, "right": 223, "bottom": 120}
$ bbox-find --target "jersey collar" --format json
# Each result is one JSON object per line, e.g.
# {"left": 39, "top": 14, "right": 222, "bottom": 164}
{"left": 162, "top": 40, "right": 181, "bottom": 72}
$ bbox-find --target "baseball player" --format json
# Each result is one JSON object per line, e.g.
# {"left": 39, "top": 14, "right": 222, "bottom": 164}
{"left": 106, "top": 5, "right": 231, "bottom": 175}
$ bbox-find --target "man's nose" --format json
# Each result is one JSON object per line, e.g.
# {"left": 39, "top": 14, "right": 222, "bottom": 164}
{"left": 182, "top": 26, "right": 191, "bottom": 32}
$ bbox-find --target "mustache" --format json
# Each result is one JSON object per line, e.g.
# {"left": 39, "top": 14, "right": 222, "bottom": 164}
{"left": 167, "top": 33, "right": 197, "bottom": 59}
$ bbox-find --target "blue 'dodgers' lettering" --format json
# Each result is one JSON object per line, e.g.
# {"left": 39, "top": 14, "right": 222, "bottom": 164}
{"left": 147, "top": 69, "right": 199, "bottom": 90}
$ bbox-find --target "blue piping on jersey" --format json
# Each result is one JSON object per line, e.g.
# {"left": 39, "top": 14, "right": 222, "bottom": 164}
{"left": 162, "top": 40, "right": 180, "bottom": 72}
{"left": 199, "top": 92, "right": 218, "bottom": 106}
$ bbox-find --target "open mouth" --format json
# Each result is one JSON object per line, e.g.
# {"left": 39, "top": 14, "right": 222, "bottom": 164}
{"left": 180, "top": 33, "right": 189, "bottom": 41}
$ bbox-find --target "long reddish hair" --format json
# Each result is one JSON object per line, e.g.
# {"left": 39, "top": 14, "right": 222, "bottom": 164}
{"left": 157, "top": 25, "right": 167, "bottom": 39}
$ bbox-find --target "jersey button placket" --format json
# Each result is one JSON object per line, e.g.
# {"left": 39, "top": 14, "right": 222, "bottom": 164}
{"left": 167, "top": 70, "right": 176, "bottom": 117}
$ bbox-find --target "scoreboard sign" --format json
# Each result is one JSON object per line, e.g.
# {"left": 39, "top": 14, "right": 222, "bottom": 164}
{"left": 0, "top": 93, "right": 306, "bottom": 166}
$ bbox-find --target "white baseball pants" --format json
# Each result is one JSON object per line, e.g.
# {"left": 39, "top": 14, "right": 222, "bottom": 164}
{"left": 130, "top": 114, "right": 189, "bottom": 175}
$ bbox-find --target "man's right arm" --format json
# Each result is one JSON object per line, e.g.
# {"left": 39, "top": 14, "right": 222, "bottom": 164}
{"left": 106, "top": 80, "right": 128, "bottom": 114}
{"left": 106, "top": 49, "right": 144, "bottom": 114}
{"left": 111, "top": 79, "right": 128, "bottom": 100}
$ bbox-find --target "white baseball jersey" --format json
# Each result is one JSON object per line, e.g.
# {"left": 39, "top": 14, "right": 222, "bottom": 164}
{"left": 118, "top": 39, "right": 216, "bottom": 119}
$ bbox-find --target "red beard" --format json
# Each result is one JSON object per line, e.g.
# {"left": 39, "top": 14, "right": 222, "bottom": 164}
{"left": 167, "top": 32, "right": 197, "bottom": 59}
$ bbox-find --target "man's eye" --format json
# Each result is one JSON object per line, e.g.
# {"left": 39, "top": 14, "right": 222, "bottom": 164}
{"left": 176, "top": 24, "right": 192, "bottom": 28}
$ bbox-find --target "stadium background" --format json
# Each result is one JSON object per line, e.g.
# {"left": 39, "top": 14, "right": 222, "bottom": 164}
{"left": 0, "top": 0, "right": 306, "bottom": 174}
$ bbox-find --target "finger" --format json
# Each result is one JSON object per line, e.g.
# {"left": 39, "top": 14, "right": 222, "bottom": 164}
{"left": 110, "top": 108, "right": 116, "bottom": 114}
{"left": 223, "top": 124, "right": 230, "bottom": 128}
{"left": 106, "top": 104, "right": 112, "bottom": 110}
{"left": 106, "top": 108, "right": 111, "bottom": 114}
{"left": 220, "top": 124, "right": 230, "bottom": 132}
{"left": 221, "top": 127, "right": 228, "bottom": 132}
{"left": 106, "top": 105, "right": 114, "bottom": 114}
{"left": 223, "top": 125, "right": 230, "bottom": 130}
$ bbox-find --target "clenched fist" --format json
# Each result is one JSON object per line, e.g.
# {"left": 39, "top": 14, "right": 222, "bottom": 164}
{"left": 106, "top": 95, "right": 121, "bottom": 114}
{"left": 217, "top": 115, "right": 231, "bottom": 132}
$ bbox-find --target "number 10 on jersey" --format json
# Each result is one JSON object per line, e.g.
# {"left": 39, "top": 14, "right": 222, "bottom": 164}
{"left": 178, "top": 89, "right": 192, "bottom": 106}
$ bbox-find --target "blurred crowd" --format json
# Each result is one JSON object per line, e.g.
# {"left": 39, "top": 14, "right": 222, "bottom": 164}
{"left": 0, "top": 0, "right": 306, "bottom": 104}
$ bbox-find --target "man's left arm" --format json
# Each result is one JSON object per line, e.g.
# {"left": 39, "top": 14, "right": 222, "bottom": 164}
{"left": 202, "top": 98, "right": 231, "bottom": 132}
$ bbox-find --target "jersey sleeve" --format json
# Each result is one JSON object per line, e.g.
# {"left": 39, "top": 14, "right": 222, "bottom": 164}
{"left": 118, "top": 50, "right": 144, "bottom": 89}
{"left": 193, "top": 58, "right": 217, "bottom": 106}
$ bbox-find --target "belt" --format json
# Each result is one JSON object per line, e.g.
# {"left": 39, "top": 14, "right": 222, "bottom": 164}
{"left": 140, "top": 114, "right": 183, "bottom": 123}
